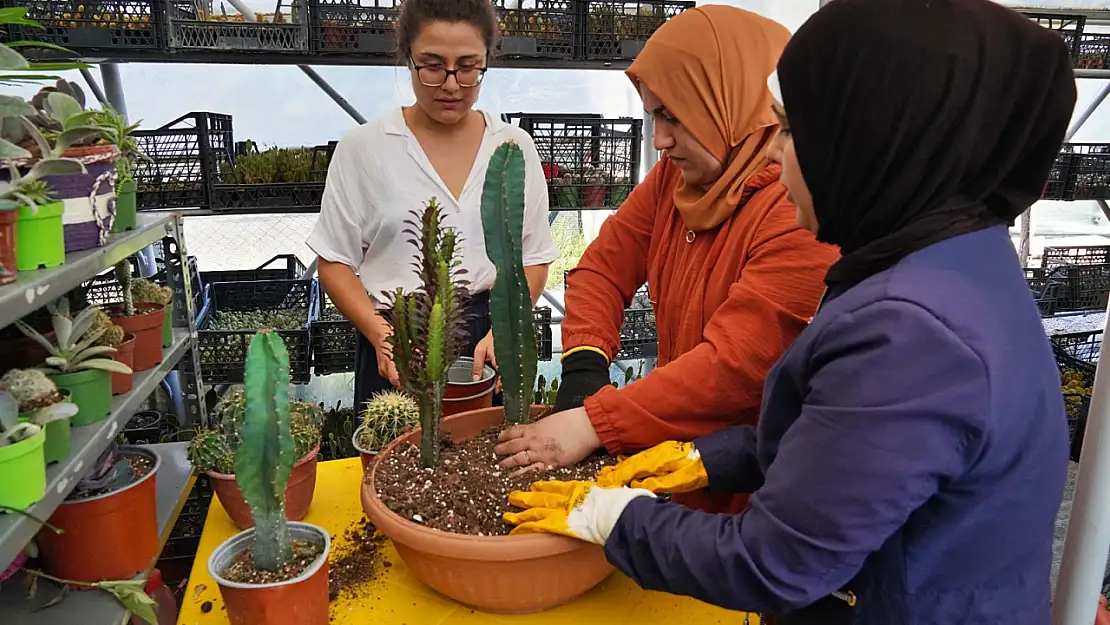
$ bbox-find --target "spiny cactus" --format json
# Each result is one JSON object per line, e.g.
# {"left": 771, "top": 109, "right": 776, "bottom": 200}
{"left": 186, "top": 429, "right": 235, "bottom": 474}
{"left": 236, "top": 330, "right": 295, "bottom": 572}
{"left": 480, "top": 140, "right": 537, "bottom": 425}
{"left": 0, "top": 368, "right": 61, "bottom": 412}
{"left": 358, "top": 390, "right": 419, "bottom": 451}
{"left": 91, "top": 308, "right": 125, "bottom": 347}
{"left": 386, "top": 198, "right": 470, "bottom": 468}
{"left": 114, "top": 260, "right": 134, "bottom": 317}
{"left": 131, "top": 278, "right": 172, "bottom": 306}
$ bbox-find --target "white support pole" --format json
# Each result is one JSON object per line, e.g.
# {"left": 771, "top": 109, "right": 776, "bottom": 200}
{"left": 99, "top": 63, "right": 129, "bottom": 122}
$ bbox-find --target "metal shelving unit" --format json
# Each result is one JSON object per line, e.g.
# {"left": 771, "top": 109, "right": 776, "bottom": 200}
{"left": 0, "top": 213, "right": 207, "bottom": 624}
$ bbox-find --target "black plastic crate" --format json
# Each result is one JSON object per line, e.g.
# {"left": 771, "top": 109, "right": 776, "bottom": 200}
{"left": 120, "top": 410, "right": 167, "bottom": 445}
{"left": 581, "top": 0, "right": 692, "bottom": 61}
{"left": 1054, "top": 144, "right": 1110, "bottom": 201}
{"left": 1044, "top": 151, "right": 1079, "bottom": 200}
{"left": 1078, "top": 32, "right": 1110, "bottom": 70}
{"left": 1052, "top": 330, "right": 1100, "bottom": 463}
{"left": 199, "top": 254, "right": 307, "bottom": 286}
{"left": 133, "top": 112, "right": 234, "bottom": 211}
{"left": 82, "top": 255, "right": 204, "bottom": 317}
{"left": 166, "top": 0, "right": 309, "bottom": 51}
{"left": 1023, "top": 267, "right": 1059, "bottom": 317}
{"left": 617, "top": 306, "right": 657, "bottom": 360}
{"left": 1041, "top": 264, "right": 1110, "bottom": 312}
{"left": 497, "top": 0, "right": 575, "bottom": 59}
{"left": 1, "top": 0, "right": 167, "bottom": 51}
{"left": 212, "top": 182, "right": 326, "bottom": 211}
{"left": 1043, "top": 245, "right": 1110, "bottom": 268}
{"left": 504, "top": 113, "right": 642, "bottom": 211}
{"left": 198, "top": 279, "right": 318, "bottom": 384}
{"left": 1019, "top": 12, "right": 1085, "bottom": 61}
{"left": 1053, "top": 329, "right": 1103, "bottom": 367}
{"left": 534, "top": 306, "right": 553, "bottom": 361}
{"left": 309, "top": 0, "right": 399, "bottom": 54}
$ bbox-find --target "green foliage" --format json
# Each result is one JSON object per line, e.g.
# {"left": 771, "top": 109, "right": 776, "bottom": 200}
{"left": 14, "top": 298, "right": 133, "bottom": 375}
{"left": 534, "top": 374, "right": 560, "bottom": 406}
{"left": 220, "top": 144, "right": 329, "bottom": 184}
{"left": 186, "top": 429, "right": 234, "bottom": 474}
{"left": 358, "top": 390, "right": 419, "bottom": 450}
{"left": 236, "top": 330, "right": 295, "bottom": 572}
{"left": 131, "top": 278, "right": 172, "bottom": 306}
{"left": 480, "top": 140, "right": 537, "bottom": 425}
{"left": 387, "top": 198, "right": 470, "bottom": 468}
{"left": 0, "top": 7, "right": 91, "bottom": 87}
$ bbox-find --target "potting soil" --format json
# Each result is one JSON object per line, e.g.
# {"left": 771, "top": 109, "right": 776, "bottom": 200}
{"left": 221, "top": 540, "right": 322, "bottom": 584}
{"left": 374, "top": 427, "right": 616, "bottom": 536}
{"left": 327, "top": 518, "right": 388, "bottom": 604}
{"left": 69, "top": 452, "right": 153, "bottom": 500}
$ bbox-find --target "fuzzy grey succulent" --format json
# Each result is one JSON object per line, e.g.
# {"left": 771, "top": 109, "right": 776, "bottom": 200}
{"left": 358, "top": 390, "right": 420, "bottom": 451}
{"left": 0, "top": 368, "right": 61, "bottom": 412}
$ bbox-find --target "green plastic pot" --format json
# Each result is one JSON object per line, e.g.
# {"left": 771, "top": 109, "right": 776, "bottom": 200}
{"left": 0, "top": 427, "right": 46, "bottom": 511}
{"left": 16, "top": 201, "right": 65, "bottom": 271}
{"left": 111, "top": 179, "right": 137, "bottom": 234}
{"left": 162, "top": 300, "right": 173, "bottom": 348}
{"left": 18, "top": 412, "right": 71, "bottom": 465}
{"left": 50, "top": 369, "right": 112, "bottom": 427}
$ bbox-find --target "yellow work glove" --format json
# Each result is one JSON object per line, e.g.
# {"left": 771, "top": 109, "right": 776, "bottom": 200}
{"left": 594, "top": 440, "right": 709, "bottom": 493}
{"left": 503, "top": 480, "right": 655, "bottom": 545}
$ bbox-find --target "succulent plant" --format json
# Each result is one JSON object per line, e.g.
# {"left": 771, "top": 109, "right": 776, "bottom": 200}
{"left": 236, "top": 330, "right": 295, "bottom": 572}
{"left": 25, "top": 79, "right": 107, "bottom": 150}
{"left": 186, "top": 429, "right": 235, "bottom": 474}
{"left": 90, "top": 308, "right": 125, "bottom": 348}
{"left": 114, "top": 259, "right": 134, "bottom": 317}
{"left": 534, "top": 374, "right": 560, "bottom": 406}
{"left": 0, "top": 368, "right": 62, "bottom": 411}
{"left": 15, "top": 299, "right": 133, "bottom": 376}
{"left": 358, "top": 390, "right": 419, "bottom": 451}
{"left": 90, "top": 105, "right": 144, "bottom": 187}
{"left": 131, "top": 278, "right": 172, "bottom": 306}
{"left": 0, "top": 385, "right": 75, "bottom": 448}
{"left": 480, "top": 140, "right": 537, "bottom": 426}
{"left": 386, "top": 198, "right": 470, "bottom": 468}
{"left": 207, "top": 308, "right": 307, "bottom": 331}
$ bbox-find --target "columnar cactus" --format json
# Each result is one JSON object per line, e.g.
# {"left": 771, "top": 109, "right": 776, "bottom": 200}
{"left": 114, "top": 260, "right": 134, "bottom": 317}
{"left": 359, "top": 390, "right": 420, "bottom": 450}
{"left": 387, "top": 198, "right": 470, "bottom": 468}
{"left": 235, "top": 330, "right": 295, "bottom": 572}
{"left": 480, "top": 140, "right": 537, "bottom": 425}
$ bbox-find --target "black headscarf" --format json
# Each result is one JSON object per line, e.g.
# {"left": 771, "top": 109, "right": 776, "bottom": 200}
{"left": 777, "top": 0, "right": 1077, "bottom": 286}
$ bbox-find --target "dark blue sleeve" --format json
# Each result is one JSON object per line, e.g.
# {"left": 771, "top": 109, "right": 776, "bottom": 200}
{"left": 694, "top": 425, "right": 763, "bottom": 493}
{"left": 603, "top": 300, "right": 986, "bottom": 614}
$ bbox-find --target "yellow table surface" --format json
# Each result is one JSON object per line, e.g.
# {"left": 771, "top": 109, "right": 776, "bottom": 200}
{"left": 177, "top": 458, "right": 751, "bottom": 625}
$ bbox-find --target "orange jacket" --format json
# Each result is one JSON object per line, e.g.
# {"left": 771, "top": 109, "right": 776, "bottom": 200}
{"left": 563, "top": 157, "right": 839, "bottom": 513}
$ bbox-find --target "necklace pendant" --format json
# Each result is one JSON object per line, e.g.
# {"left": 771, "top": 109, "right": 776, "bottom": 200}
{"left": 685, "top": 230, "right": 695, "bottom": 243}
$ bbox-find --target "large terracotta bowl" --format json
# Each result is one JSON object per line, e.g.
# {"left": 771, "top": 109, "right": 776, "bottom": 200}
{"left": 361, "top": 406, "right": 614, "bottom": 614}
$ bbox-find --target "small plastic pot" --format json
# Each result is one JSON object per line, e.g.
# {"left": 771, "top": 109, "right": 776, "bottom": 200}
{"left": 443, "top": 357, "right": 496, "bottom": 417}
{"left": 15, "top": 201, "right": 65, "bottom": 271}
{"left": 109, "top": 302, "right": 166, "bottom": 371}
{"left": 19, "top": 401, "right": 72, "bottom": 466}
{"left": 351, "top": 425, "right": 377, "bottom": 472}
{"left": 111, "top": 179, "right": 137, "bottom": 233}
{"left": 0, "top": 203, "right": 17, "bottom": 279}
{"left": 111, "top": 333, "right": 137, "bottom": 396}
{"left": 38, "top": 446, "right": 160, "bottom": 582}
{"left": 0, "top": 428, "right": 46, "bottom": 511}
{"left": 162, "top": 300, "right": 174, "bottom": 348}
{"left": 209, "top": 521, "right": 330, "bottom": 625}
{"left": 208, "top": 446, "right": 320, "bottom": 529}
{"left": 49, "top": 368, "right": 112, "bottom": 427}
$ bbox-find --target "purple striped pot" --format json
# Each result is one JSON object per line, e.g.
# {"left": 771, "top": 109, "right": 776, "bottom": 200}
{"left": 39, "top": 144, "right": 120, "bottom": 253}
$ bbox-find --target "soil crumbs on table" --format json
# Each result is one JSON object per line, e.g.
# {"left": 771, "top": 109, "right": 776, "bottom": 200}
{"left": 328, "top": 518, "right": 388, "bottom": 603}
{"left": 221, "top": 540, "right": 322, "bottom": 584}
{"left": 374, "top": 426, "right": 617, "bottom": 536}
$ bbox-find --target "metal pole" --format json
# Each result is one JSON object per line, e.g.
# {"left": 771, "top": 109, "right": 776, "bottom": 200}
{"left": 224, "top": 0, "right": 366, "bottom": 124}
{"left": 79, "top": 69, "right": 109, "bottom": 107}
{"left": 643, "top": 111, "right": 658, "bottom": 170}
{"left": 1053, "top": 300, "right": 1110, "bottom": 625}
{"left": 1018, "top": 211, "right": 1032, "bottom": 267}
{"left": 1066, "top": 82, "right": 1110, "bottom": 143}
{"left": 1099, "top": 200, "right": 1110, "bottom": 222}
{"left": 99, "top": 63, "right": 129, "bottom": 122}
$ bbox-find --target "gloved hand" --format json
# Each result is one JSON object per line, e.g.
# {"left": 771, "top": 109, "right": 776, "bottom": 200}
{"left": 503, "top": 480, "right": 655, "bottom": 544}
{"left": 594, "top": 441, "right": 708, "bottom": 494}
{"left": 552, "top": 350, "right": 611, "bottom": 413}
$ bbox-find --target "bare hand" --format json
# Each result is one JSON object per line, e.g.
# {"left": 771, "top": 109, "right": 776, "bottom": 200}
{"left": 494, "top": 407, "right": 602, "bottom": 475}
{"left": 473, "top": 330, "right": 500, "bottom": 392}
{"left": 371, "top": 323, "right": 400, "bottom": 388}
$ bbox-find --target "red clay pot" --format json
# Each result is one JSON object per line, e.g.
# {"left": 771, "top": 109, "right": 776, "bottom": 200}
{"left": 361, "top": 406, "right": 614, "bottom": 614}
{"left": 208, "top": 445, "right": 320, "bottom": 529}
{"left": 0, "top": 208, "right": 16, "bottom": 280}
{"left": 443, "top": 357, "right": 496, "bottom": 417}
{"left": 109, "top": 302, "right": 165, "bottom": 371}
{"left": 37, "top": 446, "right": 160, "bottom": 582}
{"left": 111, "top": 333, "right": 136, "bottom": 395}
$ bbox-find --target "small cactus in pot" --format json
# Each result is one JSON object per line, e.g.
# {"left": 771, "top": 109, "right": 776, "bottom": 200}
{"left": 356, "top": 390, "right": 419, "bottom": 452}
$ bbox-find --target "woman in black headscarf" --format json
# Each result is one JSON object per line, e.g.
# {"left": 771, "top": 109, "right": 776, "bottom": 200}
{"left": 499, "top": 1, "right": 1077, "bottom": 623}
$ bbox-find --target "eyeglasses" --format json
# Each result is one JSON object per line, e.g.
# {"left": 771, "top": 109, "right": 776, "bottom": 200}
{"left": 410, "top": 56, "right": 488, "bottom": 88}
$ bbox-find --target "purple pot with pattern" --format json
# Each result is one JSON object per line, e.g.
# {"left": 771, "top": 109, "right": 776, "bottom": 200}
{"left": 20, "top": 144, "right": 121, "bottom": 253}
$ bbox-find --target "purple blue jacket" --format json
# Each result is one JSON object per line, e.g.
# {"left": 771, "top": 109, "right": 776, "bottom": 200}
{"left": 604, "top": 225, "right": 1069, "bottom": 624}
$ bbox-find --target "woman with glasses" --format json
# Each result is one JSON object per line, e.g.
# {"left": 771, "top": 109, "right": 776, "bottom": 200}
{"left": 308, "top": 0, "right": 559, "bottom": 413}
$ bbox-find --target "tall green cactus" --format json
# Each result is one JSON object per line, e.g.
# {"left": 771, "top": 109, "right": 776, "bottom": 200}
{"left": 234, "top": 330, "right": 295, "bottom": 572}
{"left": 114, "top": 259, "right": 134, "bottom": 317}
{"left": 387, "top": 198, "right": 469, "bottom": 468}
{"left": 480, "top": 140, "right": 537, "bottom": 425}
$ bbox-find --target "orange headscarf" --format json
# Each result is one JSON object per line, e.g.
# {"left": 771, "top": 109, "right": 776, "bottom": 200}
{"left": 627, "top": 5, "right": 790, "bottom": 232}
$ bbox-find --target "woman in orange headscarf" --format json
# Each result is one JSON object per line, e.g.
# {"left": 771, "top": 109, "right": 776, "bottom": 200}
{"left": 495, "top": 4, "right": 839, "bottom": 514}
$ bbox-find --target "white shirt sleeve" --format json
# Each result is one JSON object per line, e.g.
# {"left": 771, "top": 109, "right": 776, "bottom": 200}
{"left": 518, "top": 133, "right": 561, "bottom": 267}
{"left": 306, "top": 133, "right": 369, "bottom": 269}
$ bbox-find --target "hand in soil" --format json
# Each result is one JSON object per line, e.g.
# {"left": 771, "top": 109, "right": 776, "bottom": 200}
{"left": 494, "top": 407, "right": 602, "bottom": 473}
{"left": 503, "top": 480, "right": 655, "bottom": 544}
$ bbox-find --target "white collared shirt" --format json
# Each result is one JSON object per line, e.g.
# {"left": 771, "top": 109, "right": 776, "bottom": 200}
{"left": 307, "top": 107, "right": 560, "bottom": 306}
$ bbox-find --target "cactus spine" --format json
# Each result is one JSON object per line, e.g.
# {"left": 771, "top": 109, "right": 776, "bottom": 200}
{"left": 359, "top": 390, "right": 420, "bottom": 450}
{"left": 387, "top": 198, "right": 469, "bottom": 468}
{"left": 480, "top": 140, "right": 537, "bottom": 425}
{"left": 235, "top": 330, "right": 295, "bottom": 572}
{"left": 114, "top": 259, "right": 134, "bottom": 317}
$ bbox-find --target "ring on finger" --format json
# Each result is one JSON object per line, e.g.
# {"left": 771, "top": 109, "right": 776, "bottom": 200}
{"left": 523, "top": 450, "right": 531, "bottom": 465}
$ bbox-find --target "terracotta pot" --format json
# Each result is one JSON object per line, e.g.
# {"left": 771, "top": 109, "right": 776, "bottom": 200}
{"left": 443, "top": 357, "right": 496, "bottom": 417}
{"left": 108, "top": 302, "right": 166, "bottom": 371}
{"left": 111, "top": 333, "right": 136, "bottom": 395}
{"left": 208, "top": 446, "right": 320, "bottom": 529}
{"left": 351, "top": 425, "right": 377, "bottom": 472}
{"left": 209, "top": 521, "right": 330, "bottom": 625}
{"left": 361, "top": 406, "right": 614, "bottom": 614}
{"left": 0, "top": 206, "right": 17, "bottom": 280}
{"left": 1099, "top": 595, "right": 1110, "bottom": 625}
{"left": 38, "top": 446, "right": 159, "bottom": 582}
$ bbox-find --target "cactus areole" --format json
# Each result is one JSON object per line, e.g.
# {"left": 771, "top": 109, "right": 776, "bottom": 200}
{"left": 480, "top": 140, "right": 538, "bottom": 426}
{"left": 386, "top": 198, "right": 470, "bottom": 468}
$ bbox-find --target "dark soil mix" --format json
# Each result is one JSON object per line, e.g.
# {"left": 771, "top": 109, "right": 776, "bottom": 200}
{"left": 68, "top": 452, "right": 154, "bottom": 500}
{"left": 221, "top": 540, "right": 322, "bottom": 584}
{"left": 328, "top": 518, "right": 388, "bottom": 603}
{"left": 374, "top": 427, "right": 616, "bottom": 536}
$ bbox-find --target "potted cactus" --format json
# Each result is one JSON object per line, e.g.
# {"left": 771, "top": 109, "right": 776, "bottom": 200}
{"left": 351, "top": 389, "right": 419, "bottom": 470}
{"left": 207, "top": 331, "right": 330, "bottom": 625}
{"left": 360, "top": 141, "right": 613, "bottom": 613}
{"left": 187, "top": 387, "right": 323, "bottom": 529}
{"left": 579, "top": 165, "right": 610, "bottom": 208}
{"left": 15, "top": 299, "right": 133, "bottom": 426}
{"left": 89, "top": 308, "right": 136, "bottom": 395}
{"left": 130, "top": 276, "right": 174, "bottom": 349}
{"left": 90, "top": 105, "right": 143, "bottom": 234}
{"left": 0, "top": 368, "right": 79, "bottom": 464}
{"left": 0, "top": 389, "right": 49, "bottom": 510}
{"left": 106, "top": 259, "right": 167, "bottom": 371}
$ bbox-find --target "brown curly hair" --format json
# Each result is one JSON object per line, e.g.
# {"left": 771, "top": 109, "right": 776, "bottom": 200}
{"left": 395, "top": 0, "right": 500, "bottom": 61}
